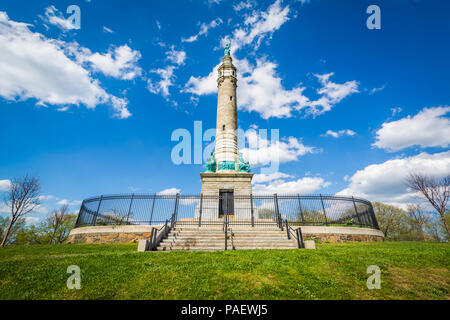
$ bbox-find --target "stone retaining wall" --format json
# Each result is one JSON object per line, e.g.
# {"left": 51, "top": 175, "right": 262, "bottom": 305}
{"left": 68, "top": 225, "right": 384, "bottom": 244}
{"left": 67, "top": 225, "right": 160, "bottom": 244}
{"left": 293, "top": 226, "right": 384, "bottom": 242}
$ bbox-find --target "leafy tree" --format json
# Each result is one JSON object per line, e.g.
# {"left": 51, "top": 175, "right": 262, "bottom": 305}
{"left": 14, "top": 209, "right": 77, "bottom": 245}
{"left": 373, "top": 202, "right": 411, "bottom": 240}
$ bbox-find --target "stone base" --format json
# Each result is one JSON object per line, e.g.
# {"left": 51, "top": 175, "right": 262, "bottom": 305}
{"left": 198, "top": 172, "right": 253, "bottom": 219}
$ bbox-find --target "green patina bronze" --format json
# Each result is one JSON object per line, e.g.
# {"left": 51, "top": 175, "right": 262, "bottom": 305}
{"left": 238, "top": 152, "right": 250, "bottom": 172}
{"left": 218, "top": 161, "right": 235, "bottom": 171}
{"left": 204, "top": 152, "right": 216, "bottom": 172}
{"left": 224, "top": 41, "right": 231, "bottom": 56}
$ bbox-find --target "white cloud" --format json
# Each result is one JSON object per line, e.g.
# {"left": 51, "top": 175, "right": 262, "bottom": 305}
{"left": 185, "top": 58, "right": 358, "bottom": 119}
{"left": 337, "top": 151, "right": 450, "bottom": 207}
{"left": 147, "top": 65, "right": 176, "bottom": 98}
{"left": 241, "top": 130, "right": 318, "bottom": 166}
{"left": 182, "top": 18, "right": 223, "bottom": 43}
{"left": 25, "top": 216, "right": 41, "bottom": 224}
{"left": 368, "top": 83, "right": 386, "bottom": 95}
{"left": 57, "top": 199, "right": 82, "bottom": 206}
{"left": 252, "top": 172, "right": 293, "bottom": 183}
{"left": 253, "top": 176, "right": 330, "bottom": 194}
{"left": 390, "top": 107, "right": 402, "bottom": 116}
{"left": 373, "top": 106, "right": 450, "bottom": 152}
{"left": 44, "top": 6, "right": 79, "bottom": 31}
{"left": 77, "top": 45, "right": 142, "bottom": 80}
{"left": 322, "top": 129, "right": 356, "bottom": 138}
{"left": 233, "top": 1, "right": 254, "bottom": 11}
{"left": 158, "top": 188, "right": 181, "bottom": 195}
{"left": 309, "top": 72, "right": 359, "bottom": 116}
{"left": 103, "top": 26, "right": 114, "bottom": 34}
{"left": 0, "top": 12, "right": 131, "bottom": 119}
{"left": 166, "top": 46, "right": 186, "bottom": 66}
{"left": 0, "top": 179, "right": 11, "bottom": 191}
{"left": 228, "top": 0, "right": 290, "bottom": 52}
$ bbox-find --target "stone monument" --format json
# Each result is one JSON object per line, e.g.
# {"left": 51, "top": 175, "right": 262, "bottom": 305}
{"left": 198, "top": 42, "right": 253, "bottom": 219}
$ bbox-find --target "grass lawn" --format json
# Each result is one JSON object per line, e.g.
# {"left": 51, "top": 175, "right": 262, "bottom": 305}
{"left": 0, "top": 241, "right": 448, "bottom": 300}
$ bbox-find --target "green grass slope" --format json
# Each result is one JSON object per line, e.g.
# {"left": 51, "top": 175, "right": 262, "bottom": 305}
{"left": 0, "top": 242, "right": 448, "bottom": 300}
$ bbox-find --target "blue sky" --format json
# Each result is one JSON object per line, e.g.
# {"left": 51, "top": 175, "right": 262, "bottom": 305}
{"left": 0, "top": 0, "right": 449, "bottom": 222}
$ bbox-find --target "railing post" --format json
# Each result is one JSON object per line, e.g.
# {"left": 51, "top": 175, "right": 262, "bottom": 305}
{"left": 250, "top": 194, "right": 255, "bottom": 227}
{"left": 352, "top": 196, "right": 363, "bottom": 227}
{"left": 171, "top": 193, "right": 180, "bottom": 229}
{"left": 126, "top": 194, "right": 135, "bottom": 224}
{"left": 75, "top": 200, "right": 85, "bottom": 227}
{"left": 224, "top": 227, "right": 228, "bottom": 251}
{"left": 369, "top": 203, "right": 379, "bottom": 230}
{"left": 198, "top": 194, "right": 203, "bottom": 227}
{"left": 149, "top": 193, "right": 156, "bottom": 225}
{"left": 319, "top": 194, "right": 328, "bottom": 226}
{"left": 274, "top": 193, "right": 281, "bottom": 229}
{"left": 285, "top": 220, "right": 290, "bottom": 239}
{"left": 297, "top": 194, "right": 305, "bottom": 224}
{"left": 296, "top": 227, "right": 305, "bottom": 248}
{"left": 149, "top": 228, "right": 155, "bottom": 251}
{"left": 92, "top": 195, "right": 103, "bottom": 226}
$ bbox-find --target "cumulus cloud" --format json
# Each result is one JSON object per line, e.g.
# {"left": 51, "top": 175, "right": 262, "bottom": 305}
{"left": 0, "top": 12, "right": 131, "bottom": 119}
{"left": 185, "top": 58, "right": 358, "bottom": 119}
{"left": 253, "top": 176, "right": 330, "bottom": 194}
{"left": 322, "top": 129, "right": 356, "bottom": 138}
{"left": 373, "top": 106, "right": 450, "bottom": 152}
{"left": 337, "top": 151, "right": 450, "bottom": 207}
{"left": 0, "top": 179, "right": 11, "bottom": 191}
{"left": 74, "top": 44, "right": 142, "bottom": 80}
{"left": 182, "top": 18, "right": 223, "bottom": 43}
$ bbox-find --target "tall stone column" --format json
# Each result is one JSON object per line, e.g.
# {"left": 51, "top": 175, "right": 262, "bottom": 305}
{"left": 199, "top": 46, "right": 253, "bottom": 220}
{"left": 215, "top": 55, "right": 238, "bottom": 172}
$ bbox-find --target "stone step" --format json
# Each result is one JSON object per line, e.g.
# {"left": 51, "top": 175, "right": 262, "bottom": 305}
{"left": 163, "top": 239, "right": 295, "bottom": 244}
{"left": 157, "top": 246, "right": 297, "bottom": 251}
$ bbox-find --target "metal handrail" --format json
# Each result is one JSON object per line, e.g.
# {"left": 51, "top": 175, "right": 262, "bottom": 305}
{"left": 149, "top": 219, "right": 171, "bottom": 251}
{"left": 284, "top": 219, "right": 304, "bottom": 249}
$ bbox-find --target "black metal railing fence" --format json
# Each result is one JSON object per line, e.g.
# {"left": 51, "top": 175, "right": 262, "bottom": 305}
{"left": 75, "top": 193, "right": 380, "bottom": 230}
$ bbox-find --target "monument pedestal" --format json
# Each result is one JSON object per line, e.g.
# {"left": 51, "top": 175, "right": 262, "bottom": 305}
{"left": 196, "top": 172, "right": 253, "bottom": 220}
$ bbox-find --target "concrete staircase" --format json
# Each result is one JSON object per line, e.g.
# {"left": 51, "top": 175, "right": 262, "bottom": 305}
{"left": 156, "top": 224, "right": 298, "bottom": 251}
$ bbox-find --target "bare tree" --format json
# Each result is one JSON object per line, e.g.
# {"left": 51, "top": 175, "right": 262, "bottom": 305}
{"left": 406, "top": 173, "right": 450, "bottom": 237}
{"left": 406, "top": 204, "right": 430, "bottom": 241}
{"left": 47, "top": 204, "right": 69, "bottom": 244}
{"left": 1, "top": 174, "right": 41, "bottom": 248}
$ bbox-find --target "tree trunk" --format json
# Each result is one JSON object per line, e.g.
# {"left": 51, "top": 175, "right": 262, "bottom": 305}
{"left": 439, "top": 211, "right": 450, "bottom": 237}
{"left": 0, "top": 219, "right": 14, "bottom": 248}
{"left": 49, "top": 228, "right": 57, "bottom": 245}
